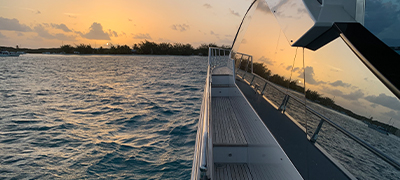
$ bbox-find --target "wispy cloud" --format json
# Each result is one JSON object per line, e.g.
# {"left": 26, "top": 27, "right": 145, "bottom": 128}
{"left": 210, "top": 30, "right": 219, "bottom": 37}
{"left": 203, "top": 3, "right": 212, "bottom": 9}
{"left": 132, "top": 33, "right": 152, "bottom": 39}
{"left": 329, "top": 80, "right": 351, "bottom": 88}
{"left": 323, "top": 87, "right": 365, "bottom": 101}
{"left": 21, "top": 7, "right": 41, "bottom": 14}
{"left": 259, "top": 56, "right": 275, "bottom": 66}
{"left": 34, "top": 24, "right": 76, "bottom": 41}
{"left": 229, "top": 8, "right": 240, "bottom": 17}
{"left": 108, "top": 29, "right": 118, "bottom": 37}
{"left": 64, "top": 13, "right": 78, "bottom": 18}
{"left": 171, "top": 24, "right": 190, "bottom": 32}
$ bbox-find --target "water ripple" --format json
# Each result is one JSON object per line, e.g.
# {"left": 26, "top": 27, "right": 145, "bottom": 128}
{"left": 0, "top": 54, "right": 206, "bottom": 179}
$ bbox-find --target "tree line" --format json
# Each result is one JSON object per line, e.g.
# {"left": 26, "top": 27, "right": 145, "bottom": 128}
{"left": 57, "top": 41, "right": 230, "bottom": 55}
{"left": 239, "top": 60, "right": 367, "bottom": 119}
{"left": 238, "top": 59, "right": 399, "bottom": 134}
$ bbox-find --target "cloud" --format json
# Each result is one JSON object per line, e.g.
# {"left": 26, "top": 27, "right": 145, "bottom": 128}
{"left": 229, "top": 8, "right": 240, "bottom": 17}
{"left": 20, "top": 8, "right": 41, "bottom": 14}
{"left": 328, "top": 65, "right": 343, "bottom": 72}
{"left": 16, "top": 32, "right": 24, "bottom": 36}
{"left": 329, "top": 80, "right": 351, "bottom": 88}
{"left": 51, "top": 23, "right": 72, "bottom": 32}
{"left": 171, "top": 24, "right": 190, "bottom": 32}
{"left": 132, "top": 33, "right": 152, "bottom": 39}
{"left": 0, "top": 17, "right": 32, "bottom": 32}
{"left": 34, "top": 24, "right": 55, "bottom": 39}
{"left": 34, "top": 24, "right": 76, "bottom": 41}
{"left": 80, "top": 22, "right": 110, "bottom": 40}
{"left": 365, "top": 93, "right": 400, "bottom": 111}
{"left": 64, "top": 13, "right": 78, "bottom": 18}
{"left": 203, "top": 3, "right": 212, "bottom": 9}
{"left": 259, "top": 56, "right": 275, "bottom": 66}
{"left": 108, "top": 29, "right": 118, "bottom": 37}
{"left": 210, "top": 30, "right": 219, "bottom": 38}
{"left": 323, "top": 88, "right": 365, "bottom": 101}
{"left": 0, "top": 32, "right": 7, "bottom": 39}
{"left": 298, "top": 66, "right": 325, "bottom": 85}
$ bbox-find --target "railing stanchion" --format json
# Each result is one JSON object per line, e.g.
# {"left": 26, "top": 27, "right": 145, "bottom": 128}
{"left": 251, "top": 56, "right": 253, "bottom": 74}
{"left": 261, "top": 81, "right": 268, "bottom": 95}
{"left": 250, "top": 75, "right": 255, "bottom": 86}
{"left": 278, "top": 94, "right": 290, "bottom": 113}
{"left": 311, "top": 119, "right": 325, "bottom": 143}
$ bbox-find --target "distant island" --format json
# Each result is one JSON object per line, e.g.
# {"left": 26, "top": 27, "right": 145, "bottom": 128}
{"left": 0, "top": 41, "right": 230, "bottom": 56}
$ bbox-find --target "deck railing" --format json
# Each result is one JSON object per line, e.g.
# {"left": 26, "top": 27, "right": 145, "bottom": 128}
{"left": 191, "top": 47, "right": 232, "bottom": 180}
{"left": 191, "top": 65, "right": 210, "bottom": 180}
{"left": 236, "top": 68, "right": 400, "bottom": 171}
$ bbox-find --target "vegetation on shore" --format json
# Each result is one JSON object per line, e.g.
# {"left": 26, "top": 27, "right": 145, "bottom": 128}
{"left": 239, "top": 60, "right": 399, "bottom": 134}
{"left": 1, "top": 41, "right": 230, "bottom": 56}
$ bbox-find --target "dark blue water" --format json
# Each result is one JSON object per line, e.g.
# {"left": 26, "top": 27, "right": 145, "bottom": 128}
{"left": 0, "top": 54, "right": 207, "bottom": 179}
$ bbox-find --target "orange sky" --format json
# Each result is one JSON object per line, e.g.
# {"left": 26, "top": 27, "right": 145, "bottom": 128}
{"left": 0, "top": 0, "right": 252, "bottom": 48}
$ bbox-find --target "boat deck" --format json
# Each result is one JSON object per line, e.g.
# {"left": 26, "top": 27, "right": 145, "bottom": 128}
{"left": 234, "top": 77, "right": 352, "bottom": 180}
{"left": 209, "top": 67, "right": 302, "bottom": 180}
{"left": 214, "top": 163, "right": 296, "bottom": 180}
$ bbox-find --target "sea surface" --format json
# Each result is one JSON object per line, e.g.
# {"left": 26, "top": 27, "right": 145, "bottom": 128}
{"left": 0, "top": 54, "right": 206, "bottom": 179}
{"left": 2, "top": 54, "right": 400, "bottom": 180}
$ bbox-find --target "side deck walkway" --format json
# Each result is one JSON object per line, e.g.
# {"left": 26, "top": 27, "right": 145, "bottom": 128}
{"left": 235, "top": 78, "right": 350, "bottom": 180}
{"left": 209, "top": 66, "right": 302, "bottom": 180}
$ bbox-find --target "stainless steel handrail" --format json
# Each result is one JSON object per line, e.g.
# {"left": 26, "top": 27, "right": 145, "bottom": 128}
{"left": 192, "top": 47, "right": 232, "bottom": 180}
{"left": 191, "top": 59, "right": 211, "bottom": 180}
{"left": 237, "top": 69, "right": 400, "bottom": 170}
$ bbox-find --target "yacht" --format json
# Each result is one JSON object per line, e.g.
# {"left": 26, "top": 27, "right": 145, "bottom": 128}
{"left": 0, "top": 51, "right": 20, "bottom": 57}
{"left": 192, "top": 0, "right": 400, "bottom": 179}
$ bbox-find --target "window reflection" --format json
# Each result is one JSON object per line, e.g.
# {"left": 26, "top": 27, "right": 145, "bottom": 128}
{"left": 232, "top": 1, "right": 400, "bottom": 179}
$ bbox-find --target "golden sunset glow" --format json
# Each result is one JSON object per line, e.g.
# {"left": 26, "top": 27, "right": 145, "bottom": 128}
{"left": 0, "top": 0, "right": 252, "bottom": 48}
{"left": 234, "top": 3, "right": 400, "bottom": 128}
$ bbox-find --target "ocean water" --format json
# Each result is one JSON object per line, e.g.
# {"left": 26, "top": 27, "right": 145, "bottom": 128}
{"left": 0, "top": 54, "right": 206, "bottom": 179}
{"left": 2, "top": 54, "right": 399, "bottom": 180}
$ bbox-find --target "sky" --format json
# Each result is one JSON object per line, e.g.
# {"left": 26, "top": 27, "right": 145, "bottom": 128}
{"left": 0, "top": 0, "right": 253, "bottom": 48}
{"left": 232, "top": 0, "right": 400, "bottom": 129}
{"left": 0, "top": 0, "right": 399, "bottom": 48}
{"left": 1, "top": 0, "right": 399, "bottom": 127}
